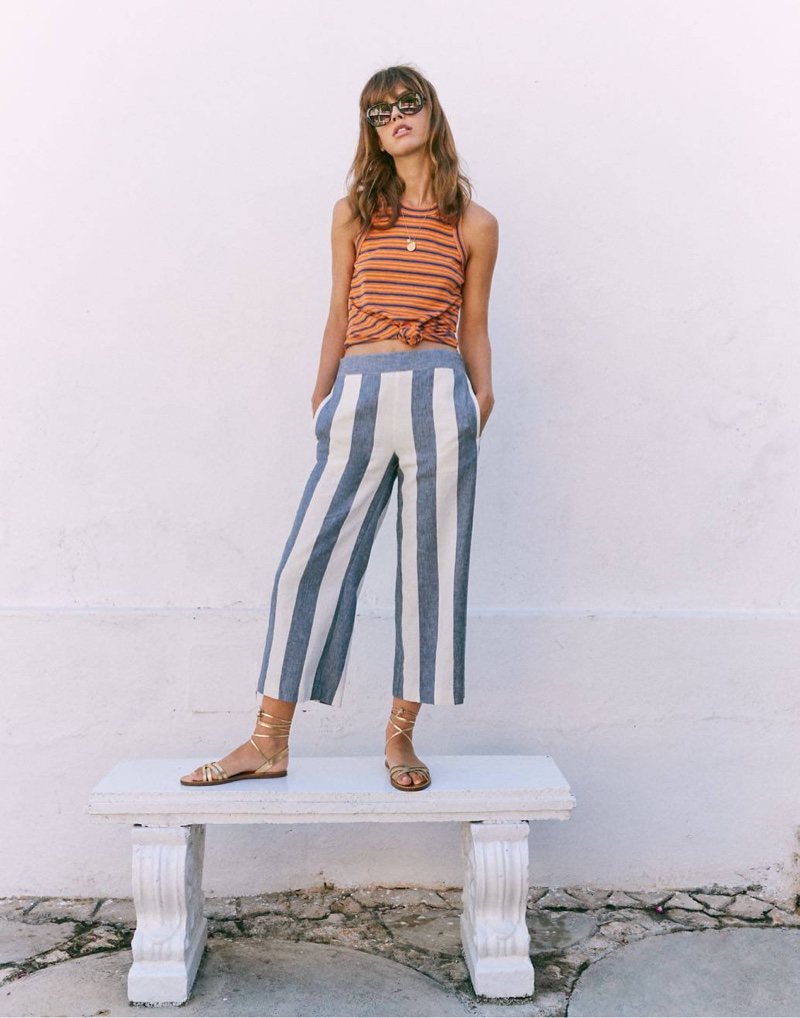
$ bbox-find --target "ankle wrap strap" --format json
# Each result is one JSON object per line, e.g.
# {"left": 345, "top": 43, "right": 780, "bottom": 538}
{"left": 250, "top": 709, "right": 292, "bottom": 765}
{"left": 254, "top": 709, "right": 293, "bottom": 733}
{"left": 386, "top": 707, "right": 420, "bottom": 747}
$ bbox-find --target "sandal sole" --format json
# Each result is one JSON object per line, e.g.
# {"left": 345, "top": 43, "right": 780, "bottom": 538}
{"left": 179, "top": 770, "right": 288, "bottom": 787}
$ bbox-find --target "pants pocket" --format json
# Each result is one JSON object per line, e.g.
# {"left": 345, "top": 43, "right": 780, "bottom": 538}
{"left": 312, "top": 390, "right": 334, "bottom": 430}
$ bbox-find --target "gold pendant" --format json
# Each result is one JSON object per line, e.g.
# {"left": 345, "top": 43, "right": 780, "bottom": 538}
{"left": 406, "top": 239, "right": 416, "bottom": 252}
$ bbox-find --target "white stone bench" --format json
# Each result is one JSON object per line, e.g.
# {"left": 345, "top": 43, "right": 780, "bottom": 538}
{"left": 88, "top": 755, "right": 575, "bottom": 1004}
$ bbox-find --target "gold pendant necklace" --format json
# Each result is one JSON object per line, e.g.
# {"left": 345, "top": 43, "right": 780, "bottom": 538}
{"left": 402, "top": 205, "right": 433, "bottom": 252}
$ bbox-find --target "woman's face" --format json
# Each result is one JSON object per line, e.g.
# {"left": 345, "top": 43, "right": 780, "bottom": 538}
{"left": 372, "top": 83, "right": 431, "bottom": 158}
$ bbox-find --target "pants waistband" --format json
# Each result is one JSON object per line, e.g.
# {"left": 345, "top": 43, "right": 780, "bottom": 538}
{"left": 337, "top": 348, "right": 465, "bottom": 375}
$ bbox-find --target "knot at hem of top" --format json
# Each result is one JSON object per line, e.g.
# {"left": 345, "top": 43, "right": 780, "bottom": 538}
{"left": 398, "top": 322, "right": 423, "bottom": 346}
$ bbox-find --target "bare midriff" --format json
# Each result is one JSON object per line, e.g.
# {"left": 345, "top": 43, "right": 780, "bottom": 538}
{"left": 343, "top": 338, "right": 453, "bottom": 357}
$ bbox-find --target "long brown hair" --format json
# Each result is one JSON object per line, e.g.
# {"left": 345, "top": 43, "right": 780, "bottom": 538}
{"left": 346, "top": 65, "right": 472, "bottom": 229}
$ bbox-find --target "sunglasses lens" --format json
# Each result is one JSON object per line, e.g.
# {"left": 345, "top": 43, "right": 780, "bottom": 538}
{"left": 367, "top": 104, "right": 391, "bottom": 126}
{"left": 397, "top": 92, "right": 422, "bottom": 113}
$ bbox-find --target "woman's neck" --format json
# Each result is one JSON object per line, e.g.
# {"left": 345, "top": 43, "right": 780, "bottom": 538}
{"left": 394, "top": 152, "right": 434, "bottom": 207}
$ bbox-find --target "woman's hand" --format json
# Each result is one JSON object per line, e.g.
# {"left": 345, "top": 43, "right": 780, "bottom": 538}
{"left": 311, "top": 389, "right": 330, "bottom": 419}
{"left": 474, "top": 391, "right": 495, "bottom": 436}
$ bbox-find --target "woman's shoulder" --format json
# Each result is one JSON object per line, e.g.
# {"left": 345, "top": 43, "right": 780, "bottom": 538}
{"left": 460, "top": 200, "right": 498, "bottom": 233}
{"left": 459, "top": 200, "right": 499, "bottom": 259}
{"left": 332, "top": 196, "right": 361, "bottom": 233}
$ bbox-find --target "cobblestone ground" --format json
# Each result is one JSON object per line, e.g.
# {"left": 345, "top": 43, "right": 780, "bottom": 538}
{"left": 1, "top": 885, "right": 799, "bottom": 1016}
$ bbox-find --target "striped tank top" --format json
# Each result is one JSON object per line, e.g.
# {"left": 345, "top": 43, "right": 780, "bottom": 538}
{"left": 344, "top": 203, "right": 466, "bottom": 348}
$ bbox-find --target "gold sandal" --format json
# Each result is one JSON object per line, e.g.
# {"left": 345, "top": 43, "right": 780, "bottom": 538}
{"left": 384, "top": 707, "right": 431, "bottom": 792}
{"left": 180, "top": 709, "right": 292, "bottom": 786}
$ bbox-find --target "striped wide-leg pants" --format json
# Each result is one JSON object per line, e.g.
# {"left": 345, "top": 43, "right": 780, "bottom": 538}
{"left": 257, "top": 347, "right": 481, "bottom": 707}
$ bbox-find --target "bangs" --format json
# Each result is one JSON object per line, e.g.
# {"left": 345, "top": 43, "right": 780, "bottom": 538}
{"left": 361, "top": 67, "right": 425, "bottom": 110}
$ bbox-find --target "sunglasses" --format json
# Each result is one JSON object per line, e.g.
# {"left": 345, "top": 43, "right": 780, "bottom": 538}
{"left": 365, "top": 90, "right": 425, "bottom": 128}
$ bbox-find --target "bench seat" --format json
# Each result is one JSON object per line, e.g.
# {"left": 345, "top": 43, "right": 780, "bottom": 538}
{"left": 88, "top": 755, "right": 576, "bottom": 1004}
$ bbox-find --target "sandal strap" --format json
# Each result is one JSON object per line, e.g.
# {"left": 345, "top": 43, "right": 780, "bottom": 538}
{"left": 254, "top": 709, "right": 293, "bottom": 732}
{"left": 251, "top": 743, "right": 289, "bottom": 770}
{"left": 385, "top": 707, "right": 419, "bottom": 749}
{"left": 200, "top": 761, "right": 228, "bottom": 783}
{"left": 250, "top": 709, "right": 293, "bottom": 764}
{"left": 388, "top": 763, "right": 430, "bottom": 779}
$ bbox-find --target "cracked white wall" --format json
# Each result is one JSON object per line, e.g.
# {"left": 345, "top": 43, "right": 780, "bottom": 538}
{"left": 3, "top": 0, "right": 800, "bottom": 899}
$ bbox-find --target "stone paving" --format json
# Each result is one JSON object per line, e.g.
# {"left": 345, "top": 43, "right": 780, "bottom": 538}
{"left": 1, "top": 884, "right": 799, "bottom": 1016}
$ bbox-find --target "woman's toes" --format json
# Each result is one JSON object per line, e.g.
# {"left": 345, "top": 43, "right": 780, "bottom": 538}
{"left": 395, "top": 769, "right": 423, "bottom": 786}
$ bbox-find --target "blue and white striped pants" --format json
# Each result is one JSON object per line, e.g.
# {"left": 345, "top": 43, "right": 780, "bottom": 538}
{"left": 257, "top": 347, "right": 481, "bottom": 707}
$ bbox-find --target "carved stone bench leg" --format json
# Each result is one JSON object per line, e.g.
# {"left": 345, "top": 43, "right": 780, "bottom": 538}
{"left": 128, "top": 824, "right": 208, "bottom": 1005}
{"left": 460, "top": 820, "right": 533, "bottom": 998}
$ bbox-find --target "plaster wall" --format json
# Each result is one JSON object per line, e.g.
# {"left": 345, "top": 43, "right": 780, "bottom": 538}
{"left": 2, "top": 0, "right": 800, "bottom": 899}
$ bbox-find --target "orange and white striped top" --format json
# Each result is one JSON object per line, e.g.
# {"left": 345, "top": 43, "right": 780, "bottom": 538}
{"left": 344, "top": 203, "right": 467, "bottom": 348}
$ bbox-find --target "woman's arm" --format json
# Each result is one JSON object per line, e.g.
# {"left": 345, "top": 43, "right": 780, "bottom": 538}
{"left": 311, "top": 198, "right": 360, "bottom": 415}
{"left": 458, "top": 202, "right": 499, "bottom": 435}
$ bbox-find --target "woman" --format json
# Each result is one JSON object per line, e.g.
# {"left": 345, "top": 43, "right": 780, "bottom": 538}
{"left": 181, "top": 65, "right": 497, "bottom": 791}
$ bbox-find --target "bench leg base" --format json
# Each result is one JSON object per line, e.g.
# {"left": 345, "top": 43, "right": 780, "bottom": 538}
{"left": 128, "top": 824, "right": 207, "bottom": 1005}
{"left": 460, "top": 820, "right": 534, "bottom": 998}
